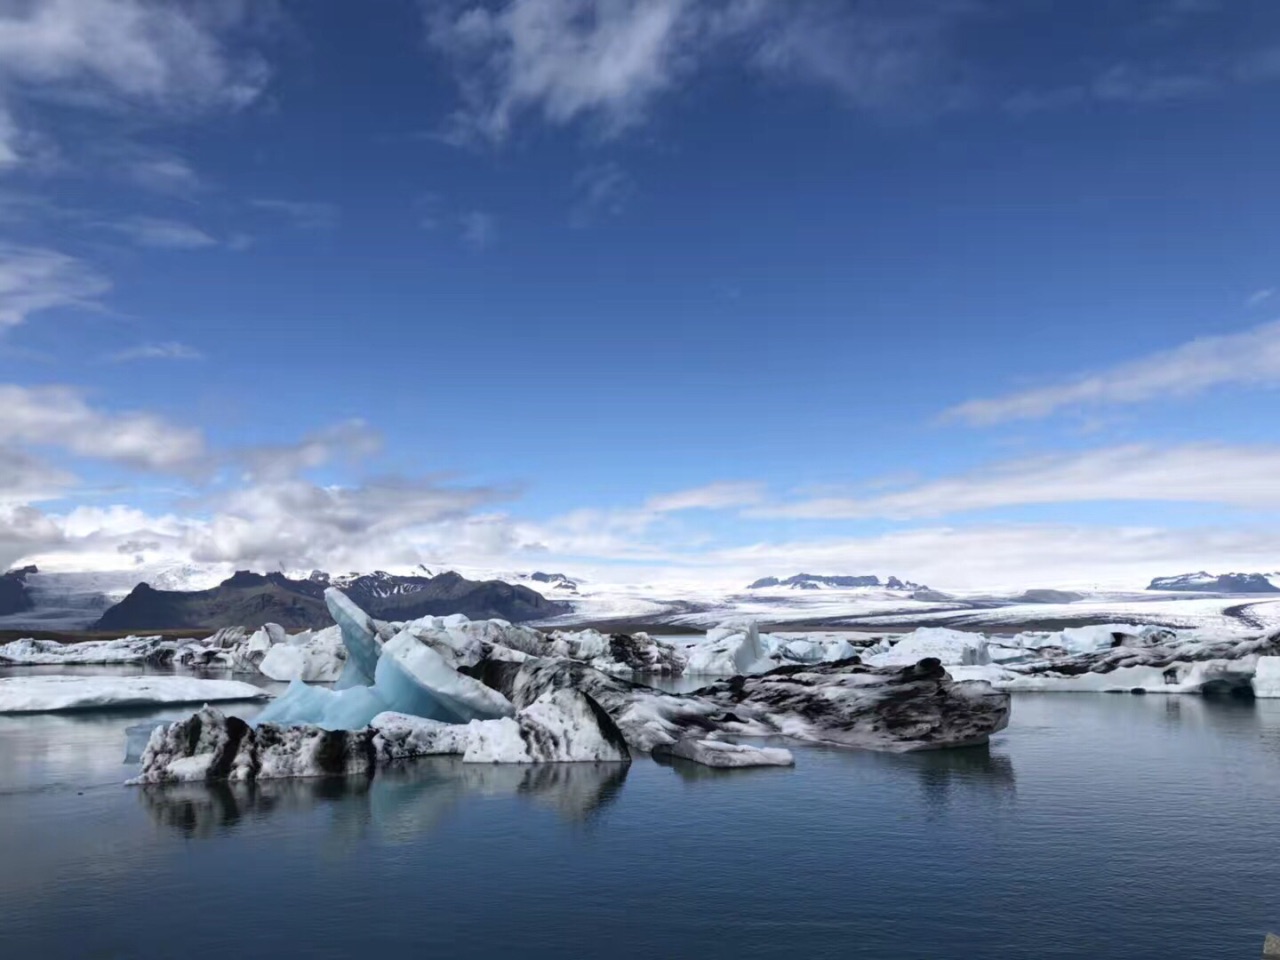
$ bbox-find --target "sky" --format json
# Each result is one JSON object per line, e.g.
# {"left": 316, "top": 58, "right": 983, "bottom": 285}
{"left": 0, "top": 0, "right": 1279, "bottom": 591}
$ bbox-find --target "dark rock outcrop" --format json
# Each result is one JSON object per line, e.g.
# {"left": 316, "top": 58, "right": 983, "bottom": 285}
{"left": 0, "top": 565, "right": 36, "bottom": 616}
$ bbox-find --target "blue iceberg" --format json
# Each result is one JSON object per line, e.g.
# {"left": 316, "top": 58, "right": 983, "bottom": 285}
{"left": 252, "top": 589, "right": 514, "bottom": 731}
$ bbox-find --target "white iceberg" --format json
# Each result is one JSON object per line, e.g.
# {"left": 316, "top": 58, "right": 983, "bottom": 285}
{"left": 258, "top": 625, "right": 346, "bottom": 682}
{"left": 685, "top": 621, "right": 773, "bottom": 675}
{"left": 0, "top": 675, "right": 270, "bottom": 714}
{"left": 1255, "top": 657, "right": 1280, "bottom": 698}
{"left": 862, "top": 628, "right": 992, "bottom": 667}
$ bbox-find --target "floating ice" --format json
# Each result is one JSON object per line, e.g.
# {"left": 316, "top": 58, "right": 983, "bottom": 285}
{"left": 326, "top": 587, "right": 382, "bottom": 687}
{"left": 1255, "top": 657, "right": 1280, "bottom": 698}
{"left": 132, "top": 690, "right": 629, "bottom": 783}
{"left": 685, "top": 621, "right": 772, "bottom": 675}
{"left": 251, "top": 592, "right": 514, "bottom": 731}
{"left": 0, "top": 676, "right": 269, "bottom": 714}
{"left": 258, "top": 625, "right": 345, "bottom": 682}
{"left": 652, "top": 738, "right": 795, "bottom": 768}
{"left": 862, "top": 628, "right": 992, "bottom": 667}
{"left": 0, "top": 636, "right": 175, "bottom": 665}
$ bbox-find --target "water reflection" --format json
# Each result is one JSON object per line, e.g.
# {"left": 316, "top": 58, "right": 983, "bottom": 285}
{"left": 905, "top": 743, "right": 1018, "bottom": 815}
{"left": 650, "top": 748, "right": 796, "bottom": 782}
{"left": 138, "top": 759, "right": 630, "bottom": 841}
{"left": 901, "top": 742, "right": 1018, "bottom": 814}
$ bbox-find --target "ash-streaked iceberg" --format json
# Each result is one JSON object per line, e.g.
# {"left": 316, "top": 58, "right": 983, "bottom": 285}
{"left": 945, "top": 627, "right": 1280, "bottom": 694}
{"left": 132, "top": 690, "right": 630, "bottom": 783}
{"left": 0, "top": 635, "right": 177, "bottom": 665}
{"left": 0, "top": 675, "right": 269, "bottom": 714}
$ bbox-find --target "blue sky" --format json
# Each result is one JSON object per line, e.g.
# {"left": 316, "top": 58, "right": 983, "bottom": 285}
{"left": 0, "top": 0, "right": 1278, "bottom": 589}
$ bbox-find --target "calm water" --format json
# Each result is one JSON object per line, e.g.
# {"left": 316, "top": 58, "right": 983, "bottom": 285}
{"left": 3, "top": 678, "right": 1280, "bottom": 958}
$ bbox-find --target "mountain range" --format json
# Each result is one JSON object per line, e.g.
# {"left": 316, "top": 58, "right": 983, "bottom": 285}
{"left": 91, "top": 570, "right": 568, "bottom": 632}
{"left": 1146, "top": 572, "right": 1280, "bottom": 594}
{"left": 747, "top": 574, "right": 926, "bottom": 591}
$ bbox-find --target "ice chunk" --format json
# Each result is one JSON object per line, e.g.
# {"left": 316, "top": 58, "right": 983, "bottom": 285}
{"left": 130, "top": 707, "right": 376, "bottom": 784}
{"left": 375, "top": 631, "right": 514, "bottom": 723}
{"left": 254, "top": 679, "right": 389, "bottom": 730}
{"left": 0, "top": 636, "right": 175, "bottom": 665}
{"left": 685, "top": 621, "right": 772, "bottom": 675}
{"left": 864, "top": 628, "right": 991, "bottom": 667}
{"left": 124, "top": 720, "right": 173, "bottom": 763}
{"left": 0, "top": 675, "right": 270, "bottom": 714}
{"left": 461, "top": 690, "right": 629, "bottom": 763}
{"left": 325, "top": 586, "right": 381, "bottom": 686}
{"left": 1255, "top": 657, "right": 1280, "bottom": 698}
{"left": 370, "top": 712, "right": 472, "bottom": 759}
{"left": 652, "top": 738, "right": 795, "bottom": 768}
{"left": 259, "top": 625, "right": 345, "bottom": 682}
{"left": 132, "top": 691, "right": 628, "bottom": 784}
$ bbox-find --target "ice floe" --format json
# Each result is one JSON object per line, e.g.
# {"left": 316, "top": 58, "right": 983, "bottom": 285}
{"left": 651, "top": 738, "right": 794, "bottom": 768}
{"left": 0, "top": 636, "right": 175, "bottom": 665}
{"left": 0, "top": 675, "right": 269, "bottom": 713}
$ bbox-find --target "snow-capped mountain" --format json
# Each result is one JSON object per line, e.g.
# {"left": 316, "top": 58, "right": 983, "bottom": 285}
{"left": 1147, "top": 572, "right": 1280, "bottom": 594}
{"left": 747, "top": 574, "right": 924, "bottom": 591}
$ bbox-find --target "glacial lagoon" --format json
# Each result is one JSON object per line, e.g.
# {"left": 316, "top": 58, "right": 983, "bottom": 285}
{"left": 3, "top": 676, "right": 1280, "bottom": 959}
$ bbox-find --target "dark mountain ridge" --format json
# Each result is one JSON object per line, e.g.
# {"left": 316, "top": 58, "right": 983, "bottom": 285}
{"left": 93, "top": 569, "right": 568, "bottom": 632}
{"left": 1147, "top": 572, "right": 1279, "bottom": 594}
{"left": 747, "top": 573, "right": 925, "bottom": 591}
{"left": 0, "top": 565, "right": 37, "bottom": 617}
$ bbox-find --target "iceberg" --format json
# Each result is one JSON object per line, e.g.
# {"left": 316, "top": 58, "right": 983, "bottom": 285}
{"left": 0, "top": 635, "right": 176, "bottom": 666}
{"left": 132, "top": 690, "right": 629, "bottom": 783}
{"left": 0, "top": 675, "right": 269, "bottom": 714}
{"left": 685, "top": 621, "right": 773, "bottom": 675}
{"left": 651, "top": 738, "right": 795, "bottom": 768}
{"left": 258, "top": 625, "right": 345, "bottom": 682}
{"left": 862, "top": 628, "right": 992, "bottom": 667}
{"left": 326, "top": 587, "right": 382, "bottom": 686}
{"left": 251, "top": 591, "right": 514, "bottom": 731}
{"left": 945, "top": 628, "right": 1280, "bottom": 695}
{"left": 1255, "top": 657, "right": 1280, "bottom": 698}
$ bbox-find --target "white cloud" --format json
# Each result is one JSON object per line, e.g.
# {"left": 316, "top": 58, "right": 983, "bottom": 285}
{"left": 238, "top": 420, "right": 383, "bottom": 483}
{"left": 424, "top": 0, "right": 977, "bottom": 144}
{"left": 0, "top": 104, "right": 20, "bottom": 168}
{"left": 459, "top": 209, "right": 497, "bottom": 250}
{"left": 0, "top": 384, "right": 205, "bottom": 471}
{"left": 945, "top": 320, "right": 1280, "bottom": 425}
{"left": 104, "top": 341, "right": 204, "bottom": 363}
{"left": 0, "top": 0, "right": 270, "bottom": 113}
{"left": 1248, "top": 288, "right": 1275, "bottom": 308}
{"left": 119, "top": 149, "right": 203, "bottom": 195}
{"left": 185, "top": 475, "right": 510, "bottom": 571}
{"left": 752, "top": 444, "right": 1280, "bottom": 520}
{"left": 105, "top": 216, "right": 218, "bottom": 249}
{"left": 570, "top": 161, "right": 635, "bottom": 227}
{"left": 0, "top": 448, "right": 76, "bottom": 505}
{"left": 0, "top": 244, "right": 110, "bottom": 327}
{"left": 646, "top": 481, "right": 765, "bottom": 512}
{"left": 250, "top": 198, "right": 340, "bottom": 231}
